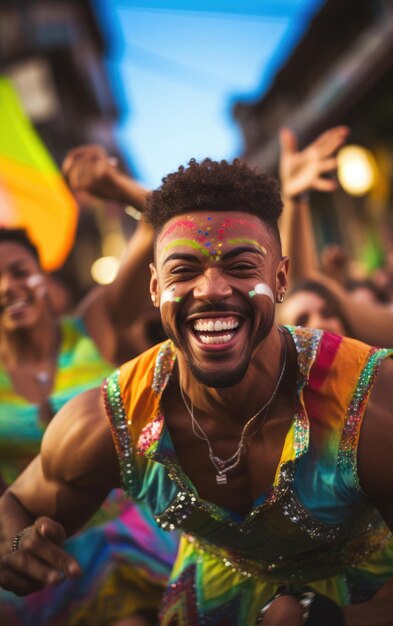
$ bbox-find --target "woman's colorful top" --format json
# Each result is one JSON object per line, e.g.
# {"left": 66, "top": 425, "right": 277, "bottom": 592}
{"left": 104, "top": 326, "right": 393, "bottom": 625}
{"left": 0, "top": 317, "right": 178, "bottom": 626}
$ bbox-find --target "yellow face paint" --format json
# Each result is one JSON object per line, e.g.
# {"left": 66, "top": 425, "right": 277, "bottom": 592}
{"left": 161, "top": 238, "right": 211, "bottom": 259}
{"left": 227, "top": 239, "right": 267, "bottom": 255}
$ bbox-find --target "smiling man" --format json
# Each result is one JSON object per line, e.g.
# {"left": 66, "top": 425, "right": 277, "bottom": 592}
{"left": 1, "top": 157, "right": 393, "bottom": 625}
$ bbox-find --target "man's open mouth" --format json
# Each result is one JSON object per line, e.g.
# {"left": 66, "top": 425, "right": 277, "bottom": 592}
{"left": 191, "top": 317, "right": 241, "bottom": 345}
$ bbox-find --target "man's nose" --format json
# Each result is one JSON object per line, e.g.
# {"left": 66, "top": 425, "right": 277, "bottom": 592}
{"left": 193, "top": 268, "right": 232, "bottom": 302}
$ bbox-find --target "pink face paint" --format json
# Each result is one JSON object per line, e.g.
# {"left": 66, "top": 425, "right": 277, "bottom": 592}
{"left": 160, "top": 216, "right": 266, "bottom": 263}
{"left": 159, "top": 219, "right": 196, "bottom": 241}
{"left": 249, "top": 282, "right": 274, "bottom": 302}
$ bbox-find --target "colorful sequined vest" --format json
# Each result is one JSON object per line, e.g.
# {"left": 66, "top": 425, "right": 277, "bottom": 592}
{"left": 104, "top": 326, "right": 393, "bottom": 621}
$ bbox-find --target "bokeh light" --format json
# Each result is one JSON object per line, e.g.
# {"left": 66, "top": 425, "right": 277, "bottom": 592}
{"left": 91, "top": 256, "right": 120, "bottom": 284}
{"left": 337, "top": 145, "right": 378, "bottom": 196}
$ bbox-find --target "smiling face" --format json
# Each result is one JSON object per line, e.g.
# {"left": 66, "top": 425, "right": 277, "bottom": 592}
{"left": 150, "top": 211, "right": 288, "bottom": 387}
{"left": 0, "top": 242, "right": 48, "bottom": 332}
{"left": 282, "top": 290, "right": 346, "bottom": 335}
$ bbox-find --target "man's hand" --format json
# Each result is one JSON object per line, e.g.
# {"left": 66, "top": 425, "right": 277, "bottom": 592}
{"left": 259, "top": 595, "right": 304, "bottom": 625}
{"left": 62, "top": 144, "right": 124, "bottom": 202}
{"left": 279, "top": 126, "right": 349, "bottom": 200}
{"left": 0, "top": 516, "right": 81, "bottom": 596}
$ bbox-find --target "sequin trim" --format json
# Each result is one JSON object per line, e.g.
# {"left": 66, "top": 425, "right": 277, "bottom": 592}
{"left": 280, "top": 488, "right": 340, "bottom": 541}
{"left": 136, "top": 413, "right": 164, "bottom": 456}
{"left": 338, "top": 347, "right": 393, "bottom": 488}
{"left": 152, "top": 340, "right": 176, "bottom": 394}
{"left": 286, "top": 326, "right": 322, "bottom": 386}
{"left": 102, "top": 372, "right": 136, "bottom": 497}
{"left": 286, "top": 326, "right": 322, "bottom": 458}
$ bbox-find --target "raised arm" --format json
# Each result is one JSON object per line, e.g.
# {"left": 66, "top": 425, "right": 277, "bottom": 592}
{"left": 278, "top": 125, "right": 349, "bottom": 283}
{"left": 0, "top": 387, "right": 120, "bottom": 595}
{"left": 278, "top": 127, "right": 393, "bottom": 347}
{"left": 62, "top": 145, "right": 156, "bottom": 363}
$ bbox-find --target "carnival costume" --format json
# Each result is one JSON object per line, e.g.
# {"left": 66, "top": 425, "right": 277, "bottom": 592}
{"left": 104, "top": 326, "right": 393, "bottom": 625}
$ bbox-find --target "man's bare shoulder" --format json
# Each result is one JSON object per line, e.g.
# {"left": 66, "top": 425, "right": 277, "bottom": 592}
{"left": 42, "top": 387, "right": 120, "bottom": 490}
{"left": 358, "top": 356, "right": 393, "bottom": 519}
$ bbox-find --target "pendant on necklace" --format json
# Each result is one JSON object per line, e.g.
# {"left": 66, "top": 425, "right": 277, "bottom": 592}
{"left": 216, "top": 474, "right": 227, "bottom": 486}
{"left": 35, "top": 371, "right": 50, "bottom": 385}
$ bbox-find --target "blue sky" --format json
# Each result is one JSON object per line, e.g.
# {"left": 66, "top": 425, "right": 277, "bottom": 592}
{"left": 95, "top": 0, "right": 324, "bottom": 188}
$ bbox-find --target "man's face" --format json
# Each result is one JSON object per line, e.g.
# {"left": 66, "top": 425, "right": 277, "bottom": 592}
{"left": 0, "top": 242, "right": 48, "bottom": 331}
{"left": 150, "top": 211, "right": 288, "bottom": 387}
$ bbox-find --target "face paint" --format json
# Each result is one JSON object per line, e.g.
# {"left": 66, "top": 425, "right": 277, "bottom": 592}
{"left": 26, "top": 274, "right": 47, "bottom": 298}
{"left": 160, "top": 215, "right": 268, "bottom": 264}
{"left": 160, "top": 287, "right": 182, "bottom": 307}
{"left": 227, "top": 238, "right": 267, "bottom": 256}
{"left": 162, "top": 238, "right": 211, "bottom": 259}
{"left": 159, "top": 219, "right": 197, "bottom": 241}
{"left": 249, "top": 282, "right": 274, "bottom": 302}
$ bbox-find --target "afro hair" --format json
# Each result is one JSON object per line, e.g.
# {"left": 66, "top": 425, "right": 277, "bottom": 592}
{"left": 145, "top": 157, "right": 283, "bottom": 244}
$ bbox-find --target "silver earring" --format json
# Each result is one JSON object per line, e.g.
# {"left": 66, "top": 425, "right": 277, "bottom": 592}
{"left": 277, "top": 292, "right": 285, "bottom": 303}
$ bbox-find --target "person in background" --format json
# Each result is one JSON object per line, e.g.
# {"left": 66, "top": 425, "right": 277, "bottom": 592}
{"left": 0, "top": 147, "right": 178, "bottom": 626}
{"left": 1, "top": 157, "right": 393, "bottom": 624}
{"left": 278, "top": 126, "right": 393, "bottom": 346}
{"left": 279, "top": 278, "right": 354, "bottom": 337}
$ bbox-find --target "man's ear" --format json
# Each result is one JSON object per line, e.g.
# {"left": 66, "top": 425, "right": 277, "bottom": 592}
{"left": 149, "top": 263, "right": 159, "bottom": 307}
{"left": 276, "top": 256, "right": 289, "bottom": 302}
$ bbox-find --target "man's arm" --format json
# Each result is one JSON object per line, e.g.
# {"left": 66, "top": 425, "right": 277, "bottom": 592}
{"left": 62, "top": 145, "right": 155, "bottom": 364}
{"left": 0, "top": 387, "right": 120, "bottom": 595}
{"left": 342, "top": 356, "right": 393, "bottom": 625}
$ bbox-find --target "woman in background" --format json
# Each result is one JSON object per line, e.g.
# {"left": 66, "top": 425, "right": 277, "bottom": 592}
{"left": 0, "top": 147, "right": 177, "bottom": 626}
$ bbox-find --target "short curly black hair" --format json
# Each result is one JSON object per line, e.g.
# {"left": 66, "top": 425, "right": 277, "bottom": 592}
{"left": 145, "top": 157, "right": 283, "bottom": 245}
{"left": 0, "top": 228, "right": 40, "bottom": 263}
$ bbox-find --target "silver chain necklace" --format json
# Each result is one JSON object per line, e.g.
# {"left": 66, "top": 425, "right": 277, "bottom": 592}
{"left": 180, "top": 334, "right": 288, "bottom": 485}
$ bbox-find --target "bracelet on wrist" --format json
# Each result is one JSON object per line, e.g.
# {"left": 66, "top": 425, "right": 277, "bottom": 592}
{"left": 256, "top": 587, "right": 344, "bottom": 625}
{"left": 10, "top": 526, "right": 33, "bottom": 552}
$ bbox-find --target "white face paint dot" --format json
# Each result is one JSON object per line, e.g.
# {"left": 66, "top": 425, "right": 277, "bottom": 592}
{"left": 26, "top": 274, "right": 44, "bottom": 288}
{"left": 160, "top": 289, "right": 182, "bottom": 307}
{"left": 252, "top": 283, "right": 274, "bottom": 302}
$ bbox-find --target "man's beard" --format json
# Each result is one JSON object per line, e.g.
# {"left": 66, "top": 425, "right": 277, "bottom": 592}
{"left": 162, "top": 321, "right": 254, "bottom": 388}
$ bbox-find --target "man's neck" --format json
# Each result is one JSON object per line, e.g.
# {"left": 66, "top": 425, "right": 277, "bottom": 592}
{"left": 176, "top": 324, "right": 287, "bottom": 427}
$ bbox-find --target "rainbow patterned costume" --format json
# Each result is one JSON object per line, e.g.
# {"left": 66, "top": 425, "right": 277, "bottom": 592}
{"left": 0, "top": 317, "right": 178, "bottom": 626}
{"left": 104, "top": 326, "right": 393, "bottom": 625}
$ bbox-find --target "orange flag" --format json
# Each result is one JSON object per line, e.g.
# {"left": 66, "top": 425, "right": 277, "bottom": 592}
{"left": 0, "top": 77, "right": 77, "bottom": 270}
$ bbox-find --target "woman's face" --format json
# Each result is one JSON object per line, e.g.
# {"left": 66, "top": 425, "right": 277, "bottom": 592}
{"left": 281, "top": 290, "right": 346, "bottom": 335}
{"left": 0, "top": 242, "right": 48, "bottom": 332}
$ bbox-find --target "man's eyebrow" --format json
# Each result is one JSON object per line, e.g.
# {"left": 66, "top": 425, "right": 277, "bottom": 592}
{"left": 221, "top": 246, "right": 266, "bottom": 261}
{"left": 162, "top": 252, "right": 201, "bottom": 265}
{"left": 226, "top": 239, "right": 267, "bottom": 255}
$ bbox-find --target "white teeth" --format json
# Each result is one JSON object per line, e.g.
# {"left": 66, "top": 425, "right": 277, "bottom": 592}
{"left": 193, "top": 319, "right": 239, "bottom": 332}
{"left": 200, "top": 333, "right": 234, "bottom": 344}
